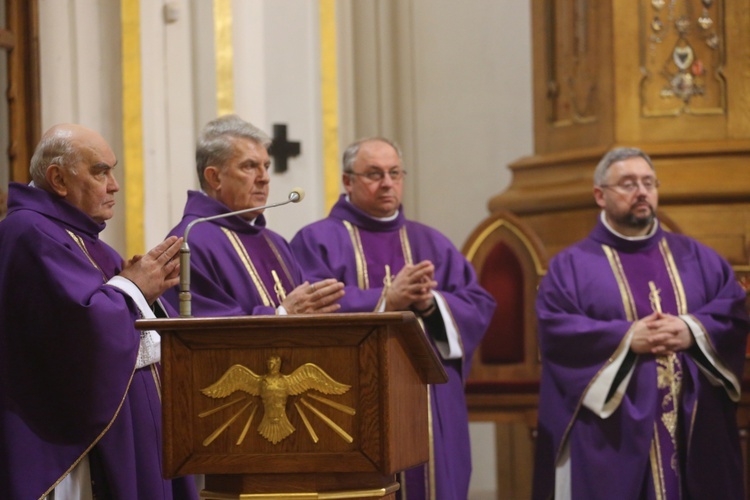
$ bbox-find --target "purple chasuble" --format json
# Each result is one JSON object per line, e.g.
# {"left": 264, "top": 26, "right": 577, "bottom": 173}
{"left": 0, "top": 183, "right": 197, "bottom": 499}
{"left": 618, "top": 247, "right": 683, "bottom": 499}
{"left": 533, "top": 217, "right": 749, "bottom": 500}
{"left": 291, "top": 195, "right": 496, "bottom": 500}
{"left": 163, "top": 191, "right": 304, "bottom": 316}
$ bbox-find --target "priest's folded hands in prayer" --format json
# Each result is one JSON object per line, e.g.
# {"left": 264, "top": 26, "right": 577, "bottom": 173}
{"left": 281, "top": 278, "right": 345, "bottom": 314}
{"left": 384, "top": 260, "right": 438, "bottom": 314}
{"left": 119, "top": 235, "right": 183, "bottom": 304}
{"left": 629, "top": 311, "right": 695, "bottom": 356}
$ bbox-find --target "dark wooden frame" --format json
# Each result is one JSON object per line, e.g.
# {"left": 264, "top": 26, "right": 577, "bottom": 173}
{"left": 2, "top": 0, "right": 41, "bottom": 185}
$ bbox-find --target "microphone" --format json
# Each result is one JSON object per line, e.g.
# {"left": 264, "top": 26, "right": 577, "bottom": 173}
{"left": 178, "top": 188, "right": 305, "bottom": 317}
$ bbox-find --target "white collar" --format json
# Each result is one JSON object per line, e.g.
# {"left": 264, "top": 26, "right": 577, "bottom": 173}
{"left": 599, "top": 210, "right": 658, "bottom": 241}
{"left": 344, "top": 194, "right": 400, "bottom": 221}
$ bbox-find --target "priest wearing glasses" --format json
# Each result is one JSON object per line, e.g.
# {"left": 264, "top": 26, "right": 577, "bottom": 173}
{"left": 290, "top": 137, "right": 496, "bottom": 500}
{"left": 532, "top": 147, "right": 749, "bottom": 499}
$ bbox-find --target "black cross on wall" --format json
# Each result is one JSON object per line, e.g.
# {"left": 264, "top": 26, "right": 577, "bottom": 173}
{"left": 269, "top": 124, "right": 301, "bottom": 173}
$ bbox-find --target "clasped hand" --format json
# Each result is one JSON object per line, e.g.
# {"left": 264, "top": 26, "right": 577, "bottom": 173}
{"left": 282, "top": 278, "right": 345, "bottom": 314}
{"left": 384, "top": 260, "right": 437, "bottom": 312}
{"left": 120, "top": 236, "right": 183, "bottom": 304}
{"left": 630, "top": 311, "right": 694, "bottom": 355}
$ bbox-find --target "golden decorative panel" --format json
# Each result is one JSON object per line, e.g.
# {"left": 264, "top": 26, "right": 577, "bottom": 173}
{"left": 640, "top": 0, "right": 726, "bottom": 116}
{"left": 199, "top": 356, "right": 355, "bottom": 445}
{"left": 545, "top": 0, "right": 602, "bottom": 126}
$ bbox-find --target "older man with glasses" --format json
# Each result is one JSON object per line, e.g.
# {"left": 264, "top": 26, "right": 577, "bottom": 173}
{"left": 290, "top": 137, "right": 496, "bottom": 500}
{"left": 532, "top": 146, "right": 749, "bottom": 499}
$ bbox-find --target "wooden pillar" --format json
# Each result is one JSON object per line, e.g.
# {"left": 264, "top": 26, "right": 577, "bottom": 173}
{"left": 490, "top": 0, "right": 750, "bottom": 275}
{"left": 4, "top": 0, "right": 41, "bottom": 184}
{"left": 464, "top": 1, "right": 750, "bottom": 497}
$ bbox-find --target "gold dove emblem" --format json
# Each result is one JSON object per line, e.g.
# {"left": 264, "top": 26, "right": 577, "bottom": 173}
{"left": 200, "top": 355, "right": 354, "bottom": 445}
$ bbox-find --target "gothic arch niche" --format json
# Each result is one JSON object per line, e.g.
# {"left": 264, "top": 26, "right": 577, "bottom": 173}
{"left": 0, "top": 0, "right": 40, "bottom": 217}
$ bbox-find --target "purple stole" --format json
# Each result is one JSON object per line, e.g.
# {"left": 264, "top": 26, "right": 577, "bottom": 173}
{"left": 607, "top": 239, "right": 684, "bottom": 500}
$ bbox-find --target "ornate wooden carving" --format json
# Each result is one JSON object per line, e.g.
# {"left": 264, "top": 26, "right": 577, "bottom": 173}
{"left": 640, "top": 0, "right": 726, "bottom": 116}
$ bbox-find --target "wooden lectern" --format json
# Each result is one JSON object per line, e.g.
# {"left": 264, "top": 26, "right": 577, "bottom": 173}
{"left": 136, "top": 312, "right": 447, "bottom": 499}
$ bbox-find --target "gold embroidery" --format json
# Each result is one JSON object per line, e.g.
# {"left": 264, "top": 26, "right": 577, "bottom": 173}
{"left": 50, "top": 230, "right": 137, "bottom": 498}
{"left": 649, "top": 281, "right": 663, "bottom": 313}
{"left": 221, "top": 227, "right": 274, "bottom": 307}
{"left": 263, "top": 232, "right": 296, "bottom": 286}
{"left": 400, "top": 226, "right": 413, "bottom": 265}
{"left": 383, "top": 264, "right": 393, "bottom": 288}
{"left": 150, "top": 363, "right": 162, "bottom": 401}
{"left": 602, "top": 245, "right": 638, "bottom": 321}
{"left": 657, "top": 355, "right": 682, "bottom": 438}
{"left": 66, "top": 230, "right": 108, "bottom": 282}
{"left": 343, "top": 220, "right": 368, "bottom": 289}
{"left": 659, "top": 239, "right": 688, "bottom": 315}
{"left": 650, "top": 426, "right": 667, "bottom": 500}
{"left": 427, "top": 387, "right": 436, "bottom": 500}
{"left": 271, "top": 270, "right": 287, "bottom": 303}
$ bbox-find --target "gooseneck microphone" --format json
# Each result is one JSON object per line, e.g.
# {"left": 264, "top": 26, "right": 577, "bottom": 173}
{"left": 179, "top": 188, "right": 305, "bottom": 317}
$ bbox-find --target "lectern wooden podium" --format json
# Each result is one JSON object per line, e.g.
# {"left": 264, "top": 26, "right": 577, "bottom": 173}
{"left": 136, "top": 312, "right": 447, "bottom": 499}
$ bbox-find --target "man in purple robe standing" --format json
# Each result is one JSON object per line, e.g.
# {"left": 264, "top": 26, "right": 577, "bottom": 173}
{"left": 0, "top": 124, "right": 198, "bottom": 499}
{"left": 162, "top": 115, "right": 344, "bottom": 317}
{"left": 533, "top": 147, "right": 749, "bottom": 499}
{"left": 290, "top": 137, "right": 496, "bottom": 500}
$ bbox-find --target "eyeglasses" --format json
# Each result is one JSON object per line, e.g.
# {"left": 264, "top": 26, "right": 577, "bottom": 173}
{"left": 599, "top": 178, "right": 660, "bottom": 193}
{"left": 347, "top": 169, "right": 407, "bottom": 182}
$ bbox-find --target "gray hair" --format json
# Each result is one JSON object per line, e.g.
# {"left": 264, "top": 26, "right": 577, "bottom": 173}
{"left": 342, "top": 137, "right": 403, "bottom": 173}
{"left": 593, "top": 147, "right": 656, "bottom": 186}
{"left": 196, "top": 114, "right": 272, "bottom": 190}
{"left": 29, "top": 134, "right": 82, "bottom": 187}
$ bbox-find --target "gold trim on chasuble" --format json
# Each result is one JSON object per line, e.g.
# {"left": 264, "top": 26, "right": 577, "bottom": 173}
{"left": 341, "top": 221, "right": 413, "bottom": 291}
{"left": 604, "top": 240, "right": 686, "bottom": 500}
{"left": 341, "top": 221, "right": 435, "bottom": 499}
{"left": 50, "top": 230, "right": 141, "bottom": 498}
{"left": 221, "top": 227, "right": 294, "bottom": 308}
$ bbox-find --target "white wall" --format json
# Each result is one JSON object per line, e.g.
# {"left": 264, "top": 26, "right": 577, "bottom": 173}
{"left": 38, "top": 0, "right": 124, "bottom": 250}
{"left": 339, "top": 0, "right": 533, "bottom": 249}
{"left": 409, "top": 0, "right": 533, "bottom": 248}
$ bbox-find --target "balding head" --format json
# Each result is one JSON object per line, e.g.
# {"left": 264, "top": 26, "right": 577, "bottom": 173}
{"left": 30, "top": 124, "right": 119, "bottom": 223}
{"left": 30, "top": 124, "right": 104, "bottom": 188}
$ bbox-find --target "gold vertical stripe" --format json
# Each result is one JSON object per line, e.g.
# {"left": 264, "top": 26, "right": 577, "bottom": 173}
{"left": 659, "top": 239, "right": 688, "bottom": 315}
{"left": 602, "top": 245, "right": 638, "bottom": 321}
{"left": 343, "top": 220, "right": 368, "bottom": 289}
{"left": 399, "top": 226, "right": 413, "bottom": 265}
{"left": 263, "top": 233, "right": 296, "bottom": 287}
{"left": 221, "top": 227, "right": 274, "bottom": 307}
{"left": 214, "top": 0, "right": 234, "bottom": 115}
{"left": 121, "top": 0, "right": 145, "bottom": 256}
{"left": 320, "top": 0, "right": 341, "bottom": 210}
{"left": 649, "top": 429, "right": 667, "bottom": 500}
{"left": 427, "top": 387, "right": 436, "bottom": 500}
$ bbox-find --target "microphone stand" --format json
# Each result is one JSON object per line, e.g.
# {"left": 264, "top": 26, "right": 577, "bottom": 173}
{"left": 179, "top": 190, "right": 303, "bottom": 317}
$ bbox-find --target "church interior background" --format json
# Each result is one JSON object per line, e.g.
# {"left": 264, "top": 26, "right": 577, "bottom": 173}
{"left": 2, "top": 1, "right": 749, "bottom": 498}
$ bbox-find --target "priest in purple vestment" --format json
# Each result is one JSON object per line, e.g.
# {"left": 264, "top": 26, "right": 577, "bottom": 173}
{"left": 533, "top": 147, "right": 749, "bottom": 500}
{"left": 290, "top": 137, "right": 496, "bottom": 500}
{"left": 162, "top": 115, "right": 344, "bottom": 317}
{"left": 0, "top": 124, "right": 198, "bottom": 499}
